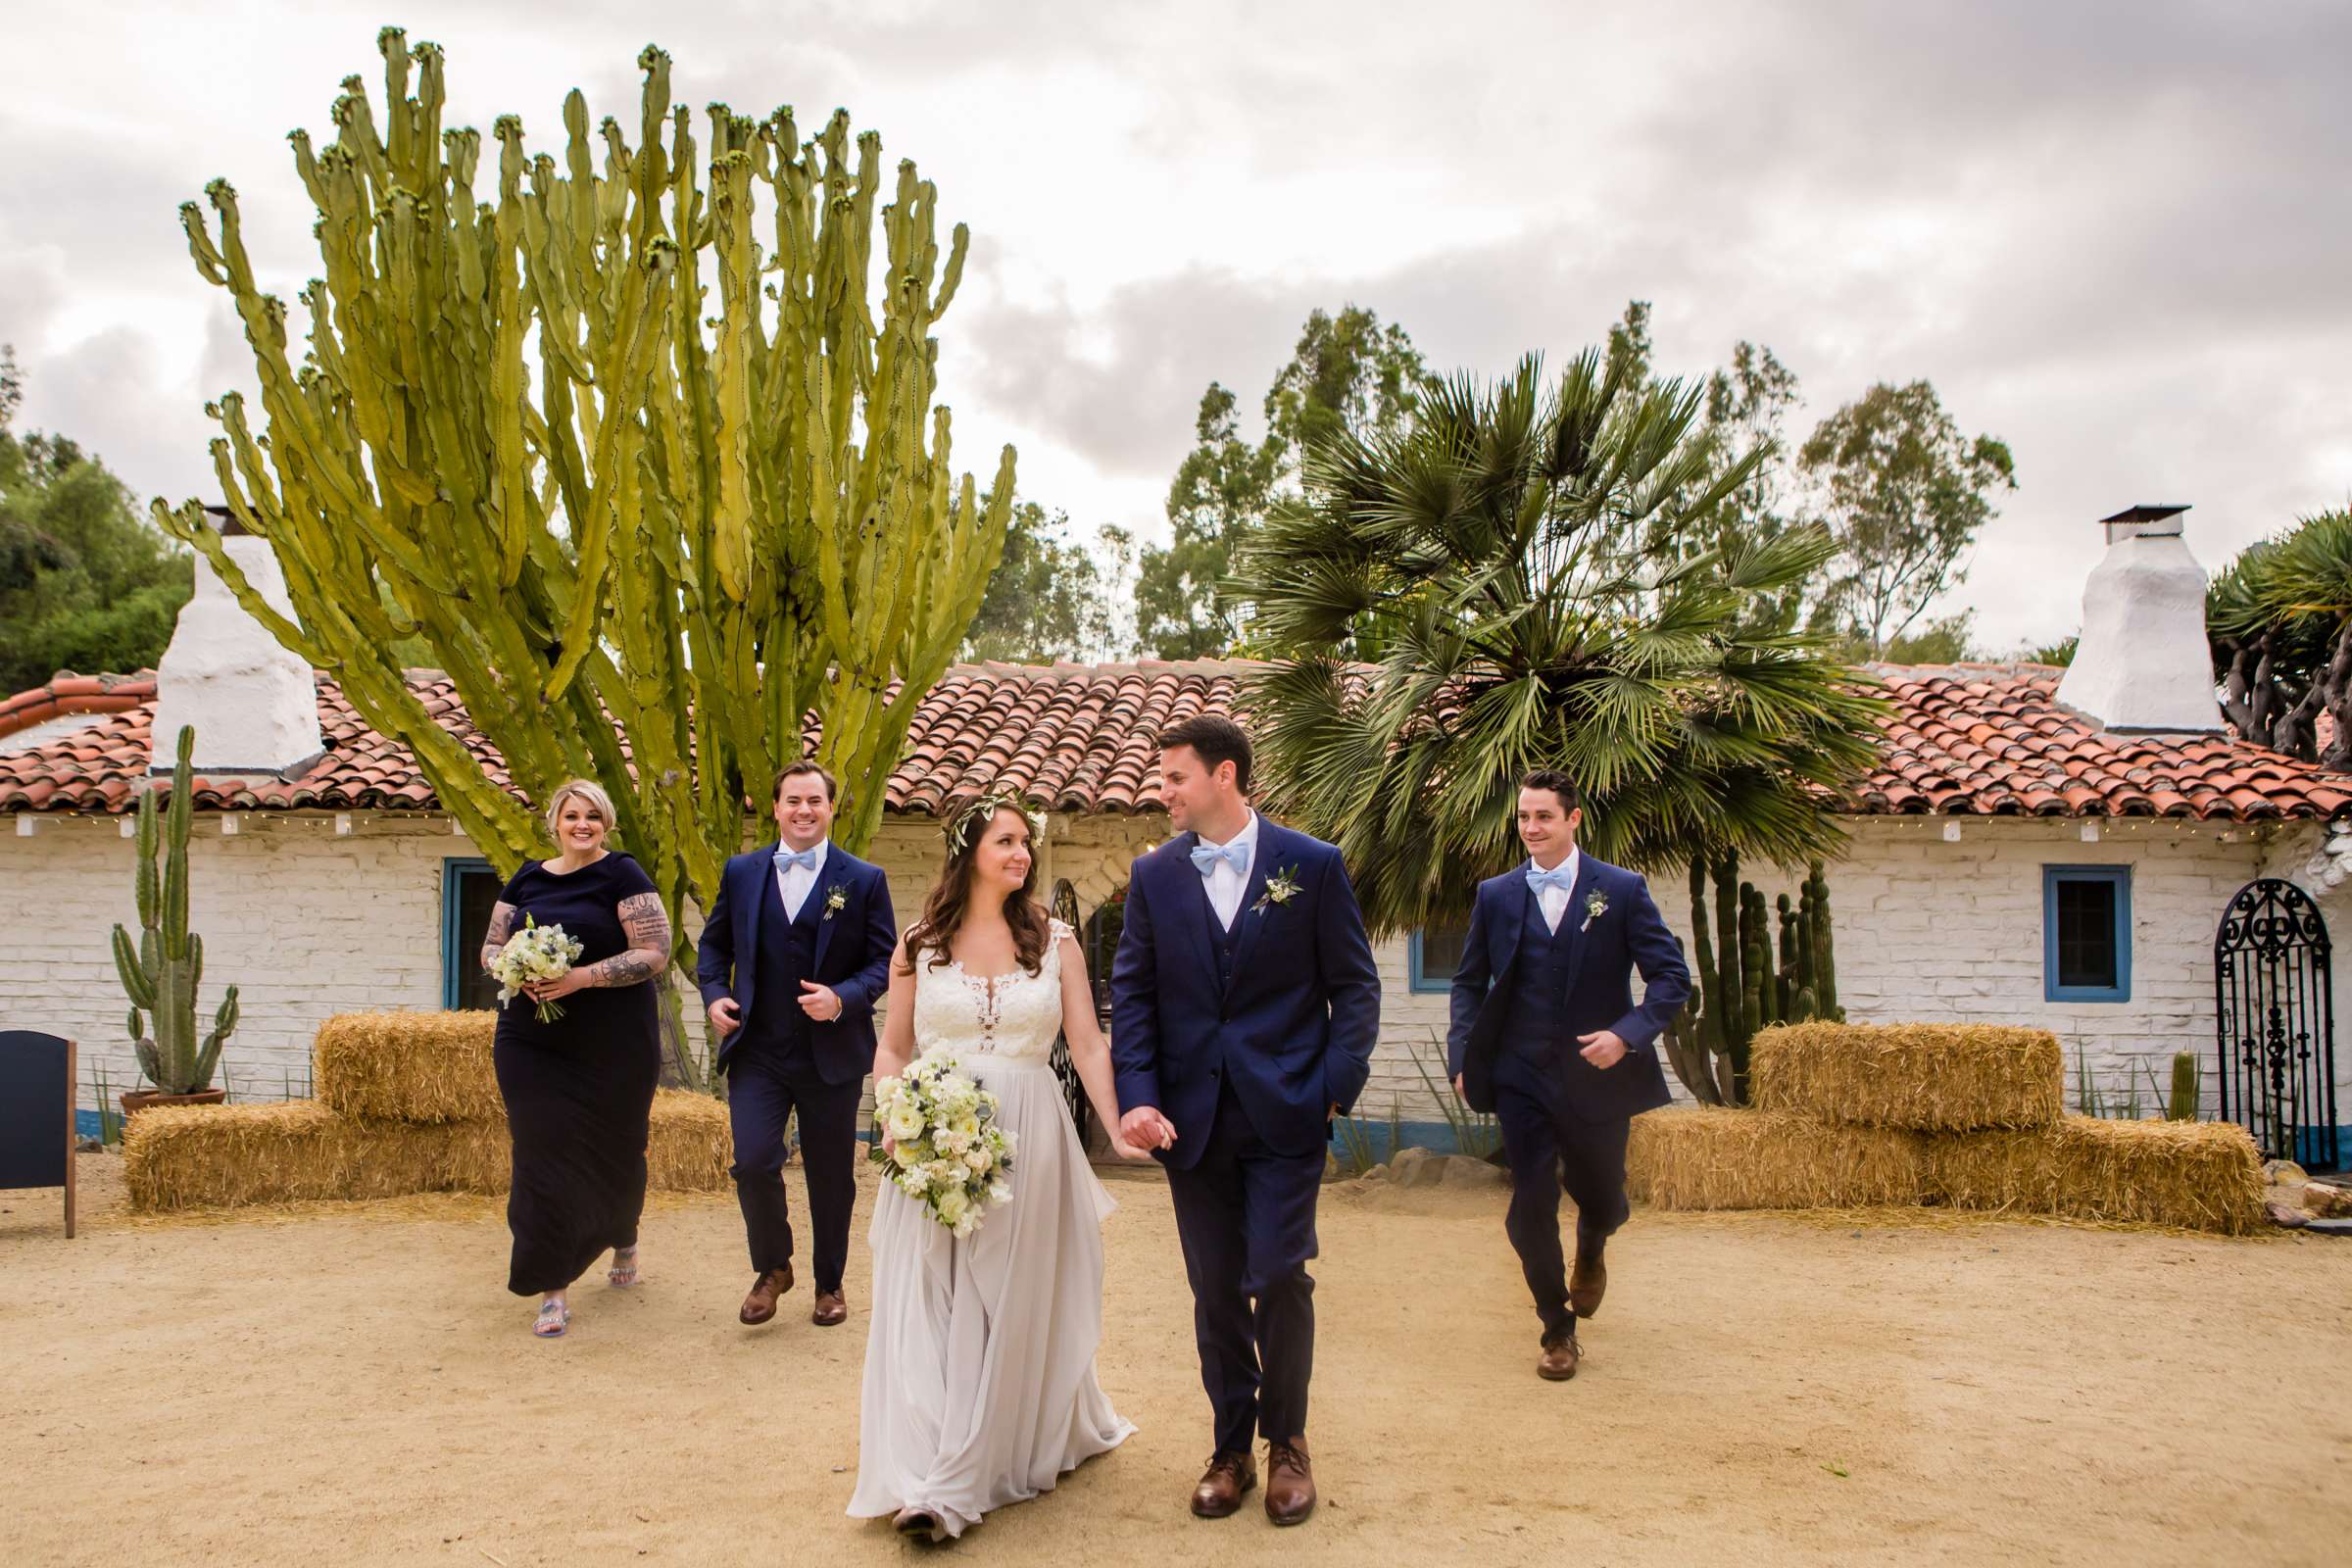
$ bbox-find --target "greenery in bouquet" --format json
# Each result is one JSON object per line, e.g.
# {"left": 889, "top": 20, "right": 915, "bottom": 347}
{"left": 490, "top": 915, "right": 584, "bottom": 1023}
{"left": 868, "top": 1054, "right": 1017, "bottom": 1238}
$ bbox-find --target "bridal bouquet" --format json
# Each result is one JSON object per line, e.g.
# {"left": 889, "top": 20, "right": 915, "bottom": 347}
{"left": 868, "top": 1054, "right": 1016, "bottom": 1238}
{"left": 490, "top": 915, "right": 585, "bottom": 1023}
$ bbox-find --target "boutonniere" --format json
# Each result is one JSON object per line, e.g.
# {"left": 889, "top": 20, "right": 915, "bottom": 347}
{"left": 1251, "top": 865, "right": 1301, "bottom": 915}
{"left": 822, "top": 885, "right": 849, "bottom": 921}
{"left": 1581, "top": 890, "right": 1609, "bottom": 932}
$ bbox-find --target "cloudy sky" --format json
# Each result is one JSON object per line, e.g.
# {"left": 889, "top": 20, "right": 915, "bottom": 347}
{"left": 6, "top": 1, "right": 2346, "bottom": 651}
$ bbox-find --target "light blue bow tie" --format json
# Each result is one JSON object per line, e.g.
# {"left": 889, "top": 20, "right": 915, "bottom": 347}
{"left": 1526, "top": 861, "right": 1577, "bottom": 895}
{"left": 1191, "top": 840, "right": 1248, "bottom": 876}
{"left": 774, "top": 846, "right": 820, "bottom": 872}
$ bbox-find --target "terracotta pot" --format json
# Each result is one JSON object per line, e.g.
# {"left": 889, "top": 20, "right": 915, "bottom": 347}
{"left": 120, "top": 1088, "right": 227, "bottom": 1119}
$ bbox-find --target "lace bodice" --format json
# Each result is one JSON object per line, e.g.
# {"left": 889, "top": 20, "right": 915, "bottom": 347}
{"left": 909, "top": 918, "right": 1072, "bottom": 1063}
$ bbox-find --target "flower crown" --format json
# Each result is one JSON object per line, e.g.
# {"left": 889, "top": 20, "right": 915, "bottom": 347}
{"left": 945, "top": 787, "right": 1047, "bottom": 854}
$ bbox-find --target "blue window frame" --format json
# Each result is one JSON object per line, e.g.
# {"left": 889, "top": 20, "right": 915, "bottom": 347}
{"left": 2043, "top": 865, "right": 2131, "bottom": 1003}
{"left": 1409, "top": 918, "right": 1471, "bottom": 994}
{"left": 442, "top": 857, "right": 505, "bottom": 1010}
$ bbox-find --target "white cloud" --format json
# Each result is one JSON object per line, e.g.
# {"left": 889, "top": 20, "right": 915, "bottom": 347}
{"left": 3, "top": 0, "right": 2346, "bottom": 650}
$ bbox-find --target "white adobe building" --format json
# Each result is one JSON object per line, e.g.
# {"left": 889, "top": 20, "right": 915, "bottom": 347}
{"left": 2, "top": 505, "right": 2345, "bottom": 1165}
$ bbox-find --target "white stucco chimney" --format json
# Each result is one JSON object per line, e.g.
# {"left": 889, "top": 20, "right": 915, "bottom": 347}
{"left": 2053, "top": 504, "right": 2223, "bottom": 735}
{"left": 148, "top": 507, "right": 323, "bottom": 776}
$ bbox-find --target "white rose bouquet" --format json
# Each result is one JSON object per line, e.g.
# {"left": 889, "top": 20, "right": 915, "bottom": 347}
{"left": 866, "top": 1054, "right": 1016, "bottom": 1238}
{"left": 491, "top": 914, "right": 586, "bottom": 1023}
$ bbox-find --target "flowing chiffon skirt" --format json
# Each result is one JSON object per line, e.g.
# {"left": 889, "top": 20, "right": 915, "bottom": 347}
{"left": 848, "top": 1055, "right": 1135, "bottom": 1538}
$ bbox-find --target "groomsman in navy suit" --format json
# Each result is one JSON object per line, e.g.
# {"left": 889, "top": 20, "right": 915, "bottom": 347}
{"left": 1112, "top": 715, "right": 1381, "bottom": 1528}
{"left": 696, "top": 760, "right": 896, "bottom": 1330}
{"left": 1447, "top": 770, "right": 1690, "bottom": 1381}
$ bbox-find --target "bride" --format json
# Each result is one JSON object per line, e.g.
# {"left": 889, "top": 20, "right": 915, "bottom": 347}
{"left": 849, "top": 789, "right": 1141, "bottom": 1542}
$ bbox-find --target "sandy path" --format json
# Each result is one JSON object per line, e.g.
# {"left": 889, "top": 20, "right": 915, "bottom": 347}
{"left": 5, "top": 1153, "right": 2349, "bottom": 1566}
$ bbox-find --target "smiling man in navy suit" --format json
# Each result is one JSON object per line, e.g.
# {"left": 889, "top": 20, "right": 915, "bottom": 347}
{"left": 696, "top": 760, "right": 896, "bottom": 1331}
{"left": 1447, "top": 770, "right": 1690, "bottom": 1382}
{"left": 1111, "top": 714, "right": 1380, "bottom": 1528}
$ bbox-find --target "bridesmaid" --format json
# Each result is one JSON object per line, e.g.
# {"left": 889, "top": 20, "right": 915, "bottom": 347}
{"left": 480, "top": 779, "right": 670, "bottom": 1338}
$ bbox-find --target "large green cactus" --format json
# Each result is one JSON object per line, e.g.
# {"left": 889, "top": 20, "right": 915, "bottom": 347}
{"left": 153, "top": 34, "right": 1014, "bottom": 1087}
{"left": 112, "top": 726, "right": 239, "bottom": 1096}
{"left": 1662, "top": 853, "right": 1844, "bottom": 1105}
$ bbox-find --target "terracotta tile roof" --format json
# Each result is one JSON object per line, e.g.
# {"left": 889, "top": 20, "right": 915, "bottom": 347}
{"left": 0, "top": 662, "right": 1254, "bottom": 818}
{"left": 2, "top": 659, "right": 2344, "bottom": 822}
{"left": 1857, "top": 663, "right": 2352, "bottom": 820}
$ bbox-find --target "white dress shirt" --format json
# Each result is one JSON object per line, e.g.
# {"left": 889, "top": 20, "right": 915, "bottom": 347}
{"left": 1531, "top": 846, "right": 1581, "bottom": 934}
{"left": 776, "top": 838, "right": 829, "bottom": 921}
{"left": 1198, "top": 810, "right": 1260, "bottom": 931}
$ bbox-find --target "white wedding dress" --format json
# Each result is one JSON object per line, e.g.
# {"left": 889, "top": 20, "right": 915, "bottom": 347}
{"left": 848, "top": 920, "right": 1135, "bottom": 1538}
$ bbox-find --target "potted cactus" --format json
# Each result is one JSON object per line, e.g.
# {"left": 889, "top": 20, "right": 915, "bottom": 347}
{"left": 111, "top": 724, "right": 239, "bottom": 1116}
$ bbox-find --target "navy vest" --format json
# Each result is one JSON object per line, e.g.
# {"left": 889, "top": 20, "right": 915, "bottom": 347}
{"left": 1202, "top": 886, "right": 1245, "bottom": 993}
{"left": 745, "top": 864, "right": 824, "bottom": 1059}
{"left": 1495, "top": 884, "right": 1575, "bottom": 1054}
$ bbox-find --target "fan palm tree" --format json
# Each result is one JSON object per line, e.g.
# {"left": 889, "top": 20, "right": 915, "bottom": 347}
{"left": 2216, "top": 509, "right": 2352, "bottom": 767}
{"left": 1236, "top": 351, "right": 1885, "bottom": 935}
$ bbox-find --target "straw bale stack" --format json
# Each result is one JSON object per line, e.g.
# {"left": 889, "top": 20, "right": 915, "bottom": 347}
{"left": 1926, "top": 1116, "right": 2266, "bottom": 1235}
{"left": 1627, "top": 1107, "right": 1928, "bottom": 1211}
{"left": 124, "top": 1089, "right": 730, "bottom": 1213}
{"left": 314, "top": 1010, "right": 500, "bottom": 1123}
{"left": 1621, "top": 1022, "right": 2265, "bottom": 1234}
{"left": 1751, "top": 1022, "right": 2063, "bottom": 1132}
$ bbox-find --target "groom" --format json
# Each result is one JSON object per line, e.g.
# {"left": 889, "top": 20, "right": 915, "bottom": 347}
{"left": 1111, "top": 714, "right": 1380, "bottom": 1528}
{"left": 696, "top": 760, "right": 896, "bottom": 1330}
{"left": 1447, "top": 770, "right": 1689, "bottom": 1380}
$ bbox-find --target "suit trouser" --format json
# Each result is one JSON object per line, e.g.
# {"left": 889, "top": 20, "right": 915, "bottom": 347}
{"left": 725, "top": 1043, "right": 863, "bottom": 1292}
{"left": 1164, "top": 1083, "right": 1323, "bottom": 1457}
{"left": 1492, "top": 1049, "right": 1632, "bottom": 1342}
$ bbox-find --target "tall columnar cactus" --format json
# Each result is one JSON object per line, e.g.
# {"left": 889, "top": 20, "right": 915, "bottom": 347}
{"left": 1662, "top": 853, "right": 1844, "bottom": 1105}
{"left": 154, "top": 33, "right": 1014, "bottom": 1090}
{"left": 111, "top": 726, "right": 239, "bottom": 1096}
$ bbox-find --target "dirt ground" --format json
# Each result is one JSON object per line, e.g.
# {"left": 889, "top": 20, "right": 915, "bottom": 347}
{"left": 6, "top": 1153, "right": 2349, "bottom": 1567}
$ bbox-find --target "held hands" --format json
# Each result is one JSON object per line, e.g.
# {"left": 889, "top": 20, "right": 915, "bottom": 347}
{"left": 1578, "top": 1029, "right": 1629, "bottom": 1069}
{"left": 798, "top": 980, "right": 845, "bottom": 1022}
{"left": 1117, "top": 1104, "right": 1178, "bottom": 1152}
{"left": 707, "top": 998, "right": 741, "bottom": 1036}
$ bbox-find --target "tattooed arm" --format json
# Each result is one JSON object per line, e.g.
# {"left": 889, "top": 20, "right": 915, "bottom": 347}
{"left": 479, "top": 902, "right": 518, "bottom": 976}
{"left": 579, "top": 892, "right": 673, "bottom": 988}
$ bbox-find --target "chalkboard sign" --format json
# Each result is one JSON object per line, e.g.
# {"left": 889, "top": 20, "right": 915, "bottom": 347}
{"left": 0, "top": 1031, "right": 76, "bottom": 1238}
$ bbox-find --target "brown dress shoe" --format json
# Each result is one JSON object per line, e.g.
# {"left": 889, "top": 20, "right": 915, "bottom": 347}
{"left": 1190, "top": 1451, "right": 1256, "bottom": 1518}
{"left": 811, "top": 1290, "right": 848, "bottom": 1327}
{"left": 1263, "top": 1438, "right": 1316, "bottom": 1526}
{"left": 1539, "top": 1332, "right": 1582, "bottom": 1381}
{"left": 1569, "top": 1250, "right": 1607, "bottom": 1319}
{"left": 738, "top": 1264, "right": 794, "bottom": 1325}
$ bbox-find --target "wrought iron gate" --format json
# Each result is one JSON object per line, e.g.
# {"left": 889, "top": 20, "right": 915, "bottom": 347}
{"left": 2214, "top": 878, "right": 2340, "bottom": 1171}
{"left": 1048, "top": 879, "right": 1092, "bottom": 1149}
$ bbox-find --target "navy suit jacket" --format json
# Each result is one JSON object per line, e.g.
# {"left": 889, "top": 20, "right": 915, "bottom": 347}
{"left": 1446, "top": 855, "right": 1690, "bottom": 1122}
{"left": 694, "top": 842, "right": 895, "bottom": 1084}
{"left": 1110, "top": 817, "right": 1382, "bottom": 1170}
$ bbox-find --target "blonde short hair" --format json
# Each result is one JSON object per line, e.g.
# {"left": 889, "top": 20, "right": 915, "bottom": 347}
{"left": 544, "top": 778, "right": 616, "bottom": 840}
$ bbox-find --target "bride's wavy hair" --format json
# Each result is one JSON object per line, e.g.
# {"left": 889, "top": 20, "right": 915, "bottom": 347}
{"left": 901, "top": 788, "right": 1053, "bottom": 977}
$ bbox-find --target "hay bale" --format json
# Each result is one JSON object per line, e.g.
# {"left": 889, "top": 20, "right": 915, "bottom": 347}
{"left": 1751, "top": 1022, "right": 2063, "bottom": 1132}
{"left": 125, "top": 1089, "right": 733, "bottom": 1211}
{"left": 647, "top": 1090, "right": 731, "bottom": 1193}
{"left": 313, "top": 1009, "right": 501, "bottom": 1123}
{"left": 1926, "top": 1115, "right": 2267, "bottom": 1234}
{"left": 123, "top": 1102, "right": 499, "bottom": 1210}
{"left": 1627, "top": 1106, "right": 1928, "bottom": 1210}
